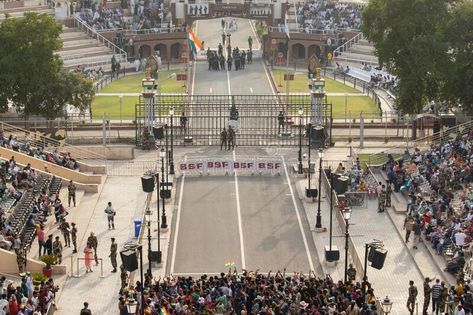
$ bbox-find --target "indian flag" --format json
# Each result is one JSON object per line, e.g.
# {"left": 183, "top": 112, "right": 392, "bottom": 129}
{"left": 188, "top": 28, "right": 203, "bottom": 55}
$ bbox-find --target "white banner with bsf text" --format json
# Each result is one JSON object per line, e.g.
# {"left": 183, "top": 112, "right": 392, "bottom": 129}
{"left": 178, "top": 157, "right": 283, "bottom": 176}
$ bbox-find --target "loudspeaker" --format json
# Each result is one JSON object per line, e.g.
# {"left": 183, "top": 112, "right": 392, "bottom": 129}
{"left": 160, "top": 189, "right": 171, "bottom": 199}
{"left": 120, "top": 250, "right": 138, "bottom": 272}
{"left": 149, "top": 250, "right": 162, "bottom": 263}
{"left": 306, "top": 188, "right": 318, "bottom": 198}
{"left": 324, "top": 245, "right": 340, "bottom": 262}
{"left": 141, "top": 176, "right": 155, "bottom": 193}
{"left": 368, "top": 247, "right": 387, "bottom": 270}
{"left": 152, "top": 124, "right": 164, "bottom": 139}
{"left": 333, "top": 176, "right": 349, "bottom": 194}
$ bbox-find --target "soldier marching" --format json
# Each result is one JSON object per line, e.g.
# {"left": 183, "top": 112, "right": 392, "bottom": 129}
{"left": 109, "top": 238, "right": 118, "bottom": 273}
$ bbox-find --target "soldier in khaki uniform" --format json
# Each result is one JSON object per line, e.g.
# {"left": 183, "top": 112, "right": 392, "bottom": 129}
{"left": 378, "top": 185, "right": 386, "bottom": 213}
{"left": 16, "top": 249, "right": 26, "bottom": 273}
{"left": 404, "top": 214, "right": 415, "bottom": 243}
{"left": 52, "top": 236, "right": 63, "bottom": 264}
{"left": 68, "top": 180, "right": 76, "bottom": 207}
{"left": 109, "top": 238, "right": 118, "bottom": 273}
{"left": 87, "top": 232, "right": 98, "bottom": 265}
{"left": 71, "top": 223, "right": 78, "bottom": 253}
{"left": 385, "top": 181, "right": 392, "bottom": 207}
{"left": 120, "top": 265, "right": 128, "bottom": 289}
{"left": 347, "top": 264, "right": 356, "bottom": 282}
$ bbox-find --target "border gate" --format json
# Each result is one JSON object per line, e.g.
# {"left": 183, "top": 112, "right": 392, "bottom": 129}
{"left": 135, "top": 94, "right": 332, "bottom": 147}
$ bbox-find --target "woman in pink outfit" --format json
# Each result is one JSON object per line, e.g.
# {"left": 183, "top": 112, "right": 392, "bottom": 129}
{"left": 84, "top": 245, "right": 93, "bottom": 273}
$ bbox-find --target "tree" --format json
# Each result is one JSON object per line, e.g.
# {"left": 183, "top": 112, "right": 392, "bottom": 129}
{"left": 0, "top": 13, "right": 63, "bottom": 117}
{"left": 361, "top": 0, "right": 453, "bottom": 114}
{"left": 442, "top": 1, "right": 473, "bottom": 114}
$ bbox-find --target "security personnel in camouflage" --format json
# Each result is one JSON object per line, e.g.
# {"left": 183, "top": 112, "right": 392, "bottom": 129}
{"left": 120, "top": 265, "right": 128, "bottom": 289}
{"left": 347, "top": 264, "right": 356, "bottom": 282}
{"left": 385, "top": 181, "right": 392, "bottom": 207}
{"left": 378, "top": 185, "right": 386, "bottom": 213}
{"left": 71, "top": 223, "right": 78, "bottom": 253}
{"left": 423, "top": 277, "right": 432, "bottom": 315}
{"left": 109, "top": 238, "right": 118, "bottom": 273}
{"left": 16, "top": 249, "right": 26, "bottom": 273}
{"left": 52, "top": 236, "right": 63, "bottom": 264}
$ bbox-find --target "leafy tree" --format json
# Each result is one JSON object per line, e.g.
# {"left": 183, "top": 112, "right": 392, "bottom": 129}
{"left": 442, "top": 1, "right": 473, "bottom": 114}
{"left": 361, "top": 0, "right": 452, "bottom": 114}
{"left": 0, "top": 13, "right": 63, "bottom": 117}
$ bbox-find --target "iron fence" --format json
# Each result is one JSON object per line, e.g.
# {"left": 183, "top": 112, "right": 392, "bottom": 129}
{"left": 136, "top": 94, "right": 332, "bottom": 147}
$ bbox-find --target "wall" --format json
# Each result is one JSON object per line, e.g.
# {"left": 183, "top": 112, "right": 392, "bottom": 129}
{"left": 0, "top": 249, "right": 67, "bottom": 275}
{"left": 0, "top": 147, "right": 102, "bottom": 185}
{"left": 78, "top": 145, "right": 135, "bottom": 160}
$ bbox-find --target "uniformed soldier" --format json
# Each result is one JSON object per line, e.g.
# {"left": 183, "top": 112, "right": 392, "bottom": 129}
{"left": 219, "top": 55, "right": 225, "bottom": 71}
{"left": 438, "top": 282, "right": 447, "bottom": 314}
{"left": 221, "top": 32, "right": 226, "bottom": 46}
{"left": 16, "top": 249, "right": 26, "bottom": 273}
{"left": 120, "top": 265, "right": 128, "bottom": 289}
{"left": 248, "top": 36, "right": 253, "bottom": 51}
{"left": 52, "top": 236, "right": 63, "bottom": 264}
{"left": 109, "top": 238, "right": 118, "bottom": 273}
{"left": 68, "top": 180, "right": 76, "bottom": 207}
{"left": 71, "top": 222, "right": 78, "bottom": 253}
{"left": 385, "top": 181, "right": 392, "bottom": 207}
{"left": 241, "top": 51, "right": 246, "bottom": 69}
{"left": 87, "top": 232, "right": 98, "bottom": 265}
{"left": 227, "top": 127, "right": 235, "bottom": 150}
{"left": 378, "top": 185, "right": 386, "bottom": 213}
{"left": 423, "top": 277, "right": 432, "bottom": 315}
{"left": 220, "top": 128, "right": 228, "bottom": 151}
{"left": 278, "top": 111, "right": 285, "bottom": 134}
{"left": 218, "top": 43, "right": 223, "bottom": 56}
{"left": 59, "top": 220, "right": 71, "bottom": 247}
{"left": 227, "top": 56, "right": 232, "bottom": 71}
{"left": 407, "top": 280, "right": 418, "bottom": 315}
{"left": 347, "top": 264, "right": 356, "bottom": 282}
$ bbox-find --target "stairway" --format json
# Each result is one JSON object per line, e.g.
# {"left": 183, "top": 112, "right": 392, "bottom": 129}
{"left": 58, "top": 26, "right": 123, "bottom": 70}
{"left": 334, "top": 36, "right": 378, "bottom": 65}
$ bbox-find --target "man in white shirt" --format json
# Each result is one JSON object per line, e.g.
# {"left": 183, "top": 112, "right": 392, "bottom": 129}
{"left": 455, "top": 230, "right": 467, "bottom": 247}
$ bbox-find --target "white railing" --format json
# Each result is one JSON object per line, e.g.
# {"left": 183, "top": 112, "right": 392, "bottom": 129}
{"left": 72, "top": 15, "right": 127, "bottom": 63}
{"left": 333, "top": 31, "right": 363, "bottom": 56}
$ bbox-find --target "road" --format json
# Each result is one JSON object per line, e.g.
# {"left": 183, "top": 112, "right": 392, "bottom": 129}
{"left": 167, "top": 148, "right": 319, "bottom": 275}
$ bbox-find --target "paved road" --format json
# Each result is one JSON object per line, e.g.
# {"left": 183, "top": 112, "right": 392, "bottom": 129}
{"left": 168, "top": 148, "right": 319, "bottom": 275}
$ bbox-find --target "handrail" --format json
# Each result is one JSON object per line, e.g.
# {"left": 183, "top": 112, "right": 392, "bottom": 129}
{"left": 72, "top": 15, "right": 127, "bottom": 63}
{"left": 333, "top": 32, "right": 363, "bottom": 55}
{"left": 269, "top": 26, "right": 357, "bottom": 35}
{"left": 0, "top": 121, "right": 106, "bottom": 162}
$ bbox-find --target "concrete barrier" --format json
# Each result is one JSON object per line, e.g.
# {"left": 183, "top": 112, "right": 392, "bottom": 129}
{"left": 77, "top": 145, "right": 135, "bottom": 160}
{"left": 0, "top": 147, "right": 103, "bottom": 185}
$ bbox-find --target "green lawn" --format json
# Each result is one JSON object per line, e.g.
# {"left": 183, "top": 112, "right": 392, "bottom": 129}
{"left": 100, "top": 70, "right": 187, "bottom": 93}
{"left": 92, "top": 96, "right": 138, "bottom": 119}
{"left": 272, "top": 70, "right": 360, "bottom": 94}
{"left": 327, "top": 96, "right": 379, "bottom": 118}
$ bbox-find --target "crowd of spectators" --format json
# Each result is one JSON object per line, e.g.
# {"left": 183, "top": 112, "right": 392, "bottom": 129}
{"left": 74, "top": 65, "right": 105, "bottom": 82}
{"left": 117, "top": 269, "right": 379, "bottom": 314}
{"left": 0, "top": 132, "right": 79, "bottom": 171}
{"left": 74, "top": 0, "right": 169, "bottom": 32}
{"left": 0, "top": 275, "right": 59, "bottom": 314}
{"left": 385, "top": 131, "right": 472, "bottom": 276}
{"left": 296, "top": 0, "right": 363, "bottom": 33}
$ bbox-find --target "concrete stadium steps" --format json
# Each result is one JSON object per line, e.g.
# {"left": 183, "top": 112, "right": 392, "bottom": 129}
{"left": 349, "top": 44, "right": 375, "bottom": 56}
{"left": 61, "top": 38, "right": 99, "bottom": 51}
{"left": 335, "top": 51, "right": 378, "bottom": 65}
{"left": 58, "top": 26, "right": 122, "bottom": 69}
{"left": 58, "top": 46, "right": 112, "bottom": 57}
{"left": 0, "top": 5, "right": 54, "bottom": 22}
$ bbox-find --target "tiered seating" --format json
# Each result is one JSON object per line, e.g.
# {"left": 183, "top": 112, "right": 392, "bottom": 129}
{"left": 48, "top": 176, "right": 63, "bottom": 195}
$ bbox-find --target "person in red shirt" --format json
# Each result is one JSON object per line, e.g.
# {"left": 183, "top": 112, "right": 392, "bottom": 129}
{"left": 37, "top": 225, "right": 45, "bottom": 257}
{"left": 9, "top": 295, "right": 19, "bottom": 315}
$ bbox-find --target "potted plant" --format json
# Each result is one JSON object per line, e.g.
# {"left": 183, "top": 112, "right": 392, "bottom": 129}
{"left": 32, "top": 272, "right": 48, "bottom": 286}
{"left": 40, "top": 255, "right": 56, "bottom": 278}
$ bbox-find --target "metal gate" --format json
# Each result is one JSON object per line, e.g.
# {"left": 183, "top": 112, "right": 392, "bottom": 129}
{"left": 135, "top": 94, "right": 332, "bottom": 146}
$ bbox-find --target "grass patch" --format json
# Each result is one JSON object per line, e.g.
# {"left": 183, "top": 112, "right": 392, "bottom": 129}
{"left": 272, "top": 70, "right": 360, "bottom": 94}
{"left": 100, "top": 70, "right": 187, "bottom": 94}
{"left": 358, "top": 153, "right": 403, "bottom": 167}
{"left": 327, "top": 96, "right": 379, "bottom": 118}
{"left": 92, "top": 96, "right": 138, "bottom": 119}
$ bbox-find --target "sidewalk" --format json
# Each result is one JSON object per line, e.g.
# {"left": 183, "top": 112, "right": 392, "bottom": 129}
{"left": 291, "top": 150, "right": 431, "bottom": 314}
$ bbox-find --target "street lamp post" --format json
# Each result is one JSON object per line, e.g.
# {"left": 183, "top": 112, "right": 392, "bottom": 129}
{"left": 343, "top": 207, "right": 352, "bottom": 283}
{"left": 137, "top": 245, "right": 144, "bottom": 315}
{"left": 328, "top": 166, "right": 333, "bottom": 249}
{"left": 307, "top": 122, "right": 312, "bottom": 190}
{"left": 298, "top": 107, "right": 303, "bottom": 174}
{"left": 155, "top": 172, "right": 161, "bottom": 263}
{"left": 145, "top": 209, "right": 152, "bottom": 273}
{"left": 315, "top": 149, "right": 323, "bottom": 229}
{"left": 381, "top": 296, "right": 393, "bottom": 314}
{"left": 169, "top": 107, "right": 175, "bottom": 175}
{"left": 159, "top": 148, "right": 168, "bottom": 229}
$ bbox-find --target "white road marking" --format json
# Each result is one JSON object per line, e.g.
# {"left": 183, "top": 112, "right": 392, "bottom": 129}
{"left": 233, "top": 150, "right": 246, "bottom": 269}
{"left": 210, "top": 87, "right": 213, "bottom": 93}
{"left": 281, "top": 155, "right": 315, "bottom": 271}
{"left": 170, "top": 156, "right": 187, "bottom": 275}
{"left": 250, "top": 87, "right": 253, "bottom": 93}
{"left": 226, "top": 62, "right": 232, "bottom": 95}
